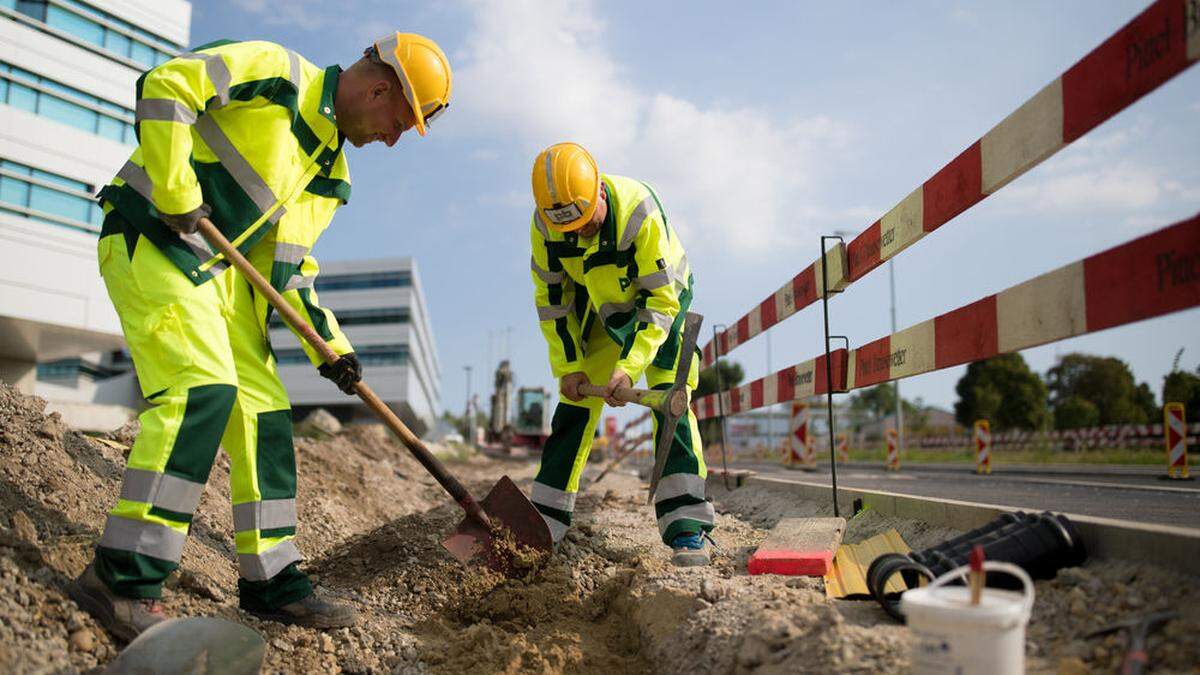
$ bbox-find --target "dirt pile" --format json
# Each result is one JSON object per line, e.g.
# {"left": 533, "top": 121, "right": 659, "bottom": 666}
{"left": 2, "top": 380, "right": 1197, "bottom": 673}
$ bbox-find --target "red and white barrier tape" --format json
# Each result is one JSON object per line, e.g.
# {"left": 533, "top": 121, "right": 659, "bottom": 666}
{"left": 700, "top": 0, "right": 1199, "bottom": 369}
{"left": 694, "top": 212, "right": 1200, "bottom": 420}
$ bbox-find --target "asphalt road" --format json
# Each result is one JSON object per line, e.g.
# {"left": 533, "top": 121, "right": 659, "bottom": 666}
{"left": 729, "top": 460, "right": 1200, "bottom": 527}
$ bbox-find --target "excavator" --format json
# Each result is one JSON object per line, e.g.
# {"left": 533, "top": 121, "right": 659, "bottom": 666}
{"left": 487, "top": 360, "right": 551, "bottom": 452}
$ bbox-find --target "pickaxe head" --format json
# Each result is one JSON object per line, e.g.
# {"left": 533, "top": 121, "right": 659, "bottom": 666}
{"left": 646, "top": 312, "right": 704, "bottom": 503}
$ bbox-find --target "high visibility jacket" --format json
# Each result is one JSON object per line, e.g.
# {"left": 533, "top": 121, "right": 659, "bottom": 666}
{"left": 98, "top": 39, "right": 353, "bottom": 365}
{"left": 530, "top": 174, "right": 694, "bottom": 381}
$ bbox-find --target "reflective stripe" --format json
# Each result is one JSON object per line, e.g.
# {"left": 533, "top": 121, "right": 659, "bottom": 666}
{"left": 177, "top": 51, "right": 231, "bottom": 107}
{"left": 654, "top": 473, "right": 707, "bottom": 502}
{"left": 274, "top": 242, "right": 309, "bottom": 265}
{"left": 531, "top": 481, "right": 577, "bottom": 512}
{"left": 635, "top": 269, "right": 671, "bottom": 291}
{"left": 284, "top": 274, "right": 314, "bottom": 291}
{"left": 194, "top": 114, "right": 277, "bottom": 214}
{"left": 618, "top": 195, "right": 657, "bottom": 250}
{"left": 119, "top": 468, "right": 204, "bottom": 515}
{"left": 531, "top": 258, "right": 564, "bottom": 284}
{"left": 136, "top": 98, "right": 197, "bottom": 124}
{"left": 537, "top": 304, "right": 570, "bottom": 321}
{"left": 178, "top": 231, "right": 217, "bottom": 264}
{"left": 540, "top": 512, "right": 569, "bottom": 543}
{"left": 543, "top": 150, "right": 558, "bottom": 204}
{"left": 238, "top": 540, "right": 302, "bottom": 581}
{"left": 598, "top": 300, "right": 636, "bottom": 321}
{"left": 656, "top": 502, "right": 715, "bottom": 536}
{"left": 232, "top": 499, "right": 298, "bottom": 532}
{"left": 533, "top": 212, "right": 550, "bottom": 240}
{"left": 99, "top": 515, "right": 187, "bottom": 562}
{"left": 636, "top": 307, "right": 674, "bottom": 331}
{"left": 286, "top": 49, "right": 301, "bottom": 91}
{"left": 673, "top": 254, "right": 689, "bottom": 288}
{"left": 117, "top": 161, "right": 153, "bottom": 201}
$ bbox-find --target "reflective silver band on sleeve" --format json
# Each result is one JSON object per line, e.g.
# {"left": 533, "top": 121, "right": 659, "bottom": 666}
{"left": 177, "top": 51, "right": 232, "bottom": 108}
{"left": 537, "top": 304, "right": 571, "bottom": 321}
{"left": 136, "top": 98, "right": 198, "bottom": 124}
{"left": 637, "top": 307, "right": 674, "bottom": 331}
{"left": 618, "top": 194, "right": 658, "bottom": 250}
{"left": 531, "top": 258, "right": 564, "bottom": 284}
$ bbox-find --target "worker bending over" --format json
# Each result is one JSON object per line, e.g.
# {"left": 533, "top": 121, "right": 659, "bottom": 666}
{"left": 528, "top": 143, "right": 715, "bottom": 566}
{"left": 68, "top": 34, "right": 452, "bottom": 640}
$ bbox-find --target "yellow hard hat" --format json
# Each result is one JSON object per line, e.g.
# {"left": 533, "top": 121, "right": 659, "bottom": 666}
{"left": 373, "top": 32, "right": 452, "bottom": 136}
{"left": 531, "top": 143, "right": 599, "bottom": 233}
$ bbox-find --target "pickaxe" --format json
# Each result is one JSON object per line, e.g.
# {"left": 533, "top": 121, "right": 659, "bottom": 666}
{"left": 577, "top": 312, "right": 703, "bottom": 503}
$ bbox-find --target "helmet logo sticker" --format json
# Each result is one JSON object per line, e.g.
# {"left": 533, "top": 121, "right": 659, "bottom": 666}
{"left": 544, "top": 203, "right": 583, "bottom": 225}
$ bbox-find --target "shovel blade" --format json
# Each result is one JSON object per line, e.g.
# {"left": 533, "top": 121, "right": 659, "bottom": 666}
{"left": 441, "top": 475, "right": 553, "bottom": 575}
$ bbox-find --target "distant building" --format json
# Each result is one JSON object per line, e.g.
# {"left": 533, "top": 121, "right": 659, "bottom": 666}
{"left": 270, "top": 258, "right": 442, "bottom": 436}
{"left": 0, "top": 0, "right": 192, "bottom": 428}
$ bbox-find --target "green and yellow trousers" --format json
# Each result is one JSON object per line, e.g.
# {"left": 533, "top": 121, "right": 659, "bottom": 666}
{"left": 92, "top": 210, "right": 310, "bottom": 610}
{"left": 532, "top": 322, "right": 715, "bottom": 545}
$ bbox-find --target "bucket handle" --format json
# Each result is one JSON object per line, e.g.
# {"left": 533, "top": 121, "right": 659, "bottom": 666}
{"left": 927, "top": 561, "right": 1036, "bottom": 617}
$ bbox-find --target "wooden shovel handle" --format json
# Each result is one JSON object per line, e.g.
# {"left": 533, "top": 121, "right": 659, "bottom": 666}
{"left": 196, "top": 218, "right": 490, "bottom": 527}
{"left": 576, "top": 382, "right": 688, "bottom": 417}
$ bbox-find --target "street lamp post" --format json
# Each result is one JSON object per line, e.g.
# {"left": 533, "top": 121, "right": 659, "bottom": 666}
{"left": 889, "top": 259, "right": 904, "bottom": 457}
{"left": 463, "top": 365, "right": 473, "bottom": 445}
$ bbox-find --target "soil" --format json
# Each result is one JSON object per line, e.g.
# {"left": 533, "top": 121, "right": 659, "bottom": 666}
{"left": 1, "top": 382, "right": 1197, "bottom": 673}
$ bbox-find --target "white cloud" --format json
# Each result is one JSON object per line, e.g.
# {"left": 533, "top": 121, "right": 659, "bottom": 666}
{"left": 451, "top": 0, "right": 850, "bottom": 256}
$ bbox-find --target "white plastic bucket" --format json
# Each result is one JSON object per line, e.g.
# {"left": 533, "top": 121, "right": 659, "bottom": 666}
{"left": 899, "top": 561, "right": 1035, "bottom": 675}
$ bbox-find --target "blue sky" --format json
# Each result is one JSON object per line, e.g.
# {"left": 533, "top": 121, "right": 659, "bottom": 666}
{"left": 192, "top": 1, "right": 1199, "bottom": 422}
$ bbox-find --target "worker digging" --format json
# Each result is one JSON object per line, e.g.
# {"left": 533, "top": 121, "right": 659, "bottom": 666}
{"left": 67, "top": 33, "right": 454, "bottom": 641}
{"left": 528, "top": 142, "right": 716, "bottom": 566}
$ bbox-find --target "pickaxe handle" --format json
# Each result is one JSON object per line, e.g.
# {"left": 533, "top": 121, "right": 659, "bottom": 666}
{"left": 196, "top": 218, "right": 491, "bottom": 529}
{"left": 576, "top": 382, "right": 688, "bottom": 417}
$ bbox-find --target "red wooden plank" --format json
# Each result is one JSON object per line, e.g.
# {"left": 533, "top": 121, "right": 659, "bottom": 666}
{"left": 923, "top": 141, "right": 983, "bottom": 232}
{"left": 1062, "top": 0, "right": 1189, "bottom": 142}
{"left": 935, "top": 295, "right": 999, "bottom": 369}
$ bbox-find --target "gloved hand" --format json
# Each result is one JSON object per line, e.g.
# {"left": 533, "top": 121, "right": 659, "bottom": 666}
{"left": 319, "top": 353, "right": 362, "bottom": 394}
{"left": 159, "top": 204, "right": 212, "bottom": 235}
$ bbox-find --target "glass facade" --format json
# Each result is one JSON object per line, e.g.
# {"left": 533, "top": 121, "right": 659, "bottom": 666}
{"left": 315, "top": 270, "right": 413, "bottom": 292}
{"left": 3, "top": 0, "right": 180, "bottom": 68}
{"left": 0, "top": 62, "right": 136, "bottom": 144}
{"left": 275, "top": 344, "right": 410, "bottom": 366}
{"left": 0, "top": 158, "right": 102, "bottom": 232}
{"left": 269, "top": 306, "right": 410, "bottom": 328}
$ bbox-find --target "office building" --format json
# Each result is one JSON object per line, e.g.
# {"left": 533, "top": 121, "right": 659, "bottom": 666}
{"left": 0, "top": 0, "right": 192, "bottom": 428}
{"left": 270, "top": 258, "right": 442, "bottom": 436}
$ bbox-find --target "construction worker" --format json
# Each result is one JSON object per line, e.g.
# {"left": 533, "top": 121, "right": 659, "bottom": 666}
{"left": 528, "top": 143, "right": 716, "bottom": 566}
{"left": 67, "top": 34, "right": 452, "bottom": 640}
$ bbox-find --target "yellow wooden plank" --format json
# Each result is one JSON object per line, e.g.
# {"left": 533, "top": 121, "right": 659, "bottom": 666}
{"left": 823, "top": 528, "right": 911, "bottom": 599}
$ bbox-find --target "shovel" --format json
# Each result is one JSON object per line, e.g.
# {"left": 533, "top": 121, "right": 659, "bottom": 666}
{"left": 197, "top": 219, "right": 552, "bottom": 574}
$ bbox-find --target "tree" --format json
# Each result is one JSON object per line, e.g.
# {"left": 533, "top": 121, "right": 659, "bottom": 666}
{"left": 1053, "top": 396, "right": 1100, "bottom": 430}
{"left": 1163, "top": 364, "right": 1200, "bottom": 423}
{"left": 695, "top": 361, "right": 744, "bottom": 446}
{"left": 1046, "top": 353, "right": 1157, "bottom": 428}
{"left": 695, "top": 361, "right": 744, "bottom": 397}
{"left": 954, "top": 353, "right": 1049, "bottom": 430}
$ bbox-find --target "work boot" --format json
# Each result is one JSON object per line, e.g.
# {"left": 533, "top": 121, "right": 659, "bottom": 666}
{"left": 67, "top": 563, "right": 167, "bottom": 642}
{"left": 670, "top": 532, "right": 711, "bottom": 567}
{"left": 246, "top": 590, "right": 358, "bottom": 628}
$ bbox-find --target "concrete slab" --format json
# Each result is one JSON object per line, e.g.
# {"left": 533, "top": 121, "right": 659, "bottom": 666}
{"left": 748, "top": 516, "right": 846, "bottom": 576}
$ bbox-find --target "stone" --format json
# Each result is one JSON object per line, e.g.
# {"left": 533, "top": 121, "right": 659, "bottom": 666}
{"left": 296, "top": 408, "right": 342, "bottom": 437}
{"left": 10, "top": 510, "right": 38, "bottom": 545}
{"left": 69, "top": 629, "right": 95, "bottom": 652}
{"left": 748, "top": 517, "right": 846, "bottom": 576}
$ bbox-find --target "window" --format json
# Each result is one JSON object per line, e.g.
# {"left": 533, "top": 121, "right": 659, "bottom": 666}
{"left": 269, "top": 306, "right": 410, "bottom": 328}
{"left": 0, "top": 62, "right": 136, "bottom": 144}
{"left": 274, "top": 344, "right": 410, "bottom": 367}
{"left": 0, "top": 158, "right": 102, "bottom": 233}
{"left": 5, "top": 0, "right": 181, "bottom": 69}
{"left": 314, "top": 270, "right": 413, "bottom": 292}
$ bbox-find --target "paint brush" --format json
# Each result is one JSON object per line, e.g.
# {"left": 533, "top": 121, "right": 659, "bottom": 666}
{"left": 969, "top": 544, "right": 984, "bottom": 606}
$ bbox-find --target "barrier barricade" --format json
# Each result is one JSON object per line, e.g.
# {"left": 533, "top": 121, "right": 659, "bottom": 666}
{"left": 885, "top": 428, "right": 900, "bottom": 471}
{"left": 787, "top": 402, "right": 811, "bottom": 467}
{"left": 700, "top": 0, "right": 1200, "bottom": 369}
{"left": 694, "top": 213, "right": 1200, "bottom": 420}
{"left": 974, "top": 420, "right": 992, "bottom": 474}
{"left": 1165, "top": 402, "right": 1190, "bottom": 479}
